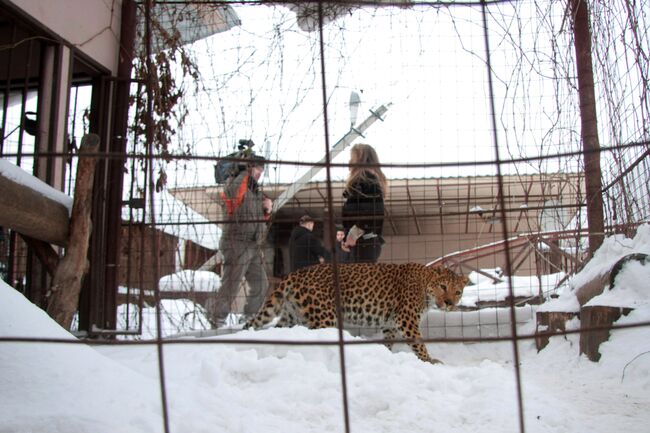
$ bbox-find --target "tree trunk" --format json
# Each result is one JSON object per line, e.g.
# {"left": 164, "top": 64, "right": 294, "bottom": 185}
{"left": 47, "top": 134, "right": 100, "bottom": 329}
{"left": 571, "top": 0, "right": 605, "bottom": 255}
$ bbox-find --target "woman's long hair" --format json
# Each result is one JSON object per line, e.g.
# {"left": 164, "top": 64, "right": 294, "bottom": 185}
{"left": 345, "top": 143, "right": 387, "bottom": 196}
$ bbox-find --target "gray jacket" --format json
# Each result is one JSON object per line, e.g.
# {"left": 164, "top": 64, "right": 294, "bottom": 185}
{"left": 219, "top": 169, "right": 268, "bottom": 246}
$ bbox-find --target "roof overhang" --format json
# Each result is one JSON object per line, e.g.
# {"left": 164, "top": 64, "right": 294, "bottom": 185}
{"left": 169, "top": 173, "right": 584, "bottom": 237}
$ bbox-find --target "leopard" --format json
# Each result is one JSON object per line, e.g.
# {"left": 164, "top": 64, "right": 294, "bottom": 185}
{"left": 244, "top": 262, "right": 468, "bottom": 364}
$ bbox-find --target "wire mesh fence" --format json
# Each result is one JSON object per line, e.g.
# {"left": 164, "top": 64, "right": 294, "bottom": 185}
{"left": 1, "top": 1, "right": 650, "bottom": 432}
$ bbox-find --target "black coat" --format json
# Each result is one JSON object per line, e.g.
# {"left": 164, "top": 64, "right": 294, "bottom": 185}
{"left": 342, "top": 173, "right": 385, "bottom": 236}
{"left": 289, "top": 226, "right": 331, "bottom": 272}
{"left": 335, "top": 242, "right": 352, "bottom": 263}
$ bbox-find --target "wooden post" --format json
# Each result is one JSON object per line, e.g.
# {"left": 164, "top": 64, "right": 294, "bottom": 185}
{"left": 46, "top": 134, "right": 100, "bottom": 329}
{"left": 535, "top": 311, "right": 579, "bottom": 351}
{"left": 579, "top": 306, "right": 633, "bottom": 361}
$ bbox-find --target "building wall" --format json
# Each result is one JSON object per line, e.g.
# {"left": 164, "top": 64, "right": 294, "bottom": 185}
{"left": 382, "top": 233, "right": 535, "bottom": 274}
{"left": 118, "top": 225, "right": 177, "bottom": 291}
{"left": 273, "top": 217, "right": 543, "bottom": 277}
{"left": 7, "top": 0, "right": 122, "bottom": 74}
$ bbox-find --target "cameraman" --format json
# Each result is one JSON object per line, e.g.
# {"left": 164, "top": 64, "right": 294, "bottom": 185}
{"left": 207, "top": 154, "right": 273, "bottom": 327}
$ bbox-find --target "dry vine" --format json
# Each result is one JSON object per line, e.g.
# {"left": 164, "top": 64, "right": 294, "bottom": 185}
{"left": 132, "top": 1, "right": 203, "bottom": 191}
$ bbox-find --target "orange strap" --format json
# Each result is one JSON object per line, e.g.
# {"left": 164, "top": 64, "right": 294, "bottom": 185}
{"left": 221, "top": 174, "right": 249, "bottom": 216}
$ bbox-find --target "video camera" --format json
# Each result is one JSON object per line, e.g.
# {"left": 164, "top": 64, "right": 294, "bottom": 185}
{"left": 237, "top": 139, "right": 255, "bottom": 152}
{"left": 214, "top": 139, "right": 259, "bottom": 184}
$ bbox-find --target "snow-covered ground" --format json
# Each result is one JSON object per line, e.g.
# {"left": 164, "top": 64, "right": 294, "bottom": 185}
{"left": 1, "top": 225, "right": 650, "bottom": 433}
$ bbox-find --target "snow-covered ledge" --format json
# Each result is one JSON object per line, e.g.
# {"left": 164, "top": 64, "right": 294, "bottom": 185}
{"left": 0, "top": 159, "right": 72, "bottom": 246}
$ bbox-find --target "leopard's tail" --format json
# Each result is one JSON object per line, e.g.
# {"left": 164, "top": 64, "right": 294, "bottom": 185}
{"left": 243, "top": 280, "right": 286, "bottom": 330}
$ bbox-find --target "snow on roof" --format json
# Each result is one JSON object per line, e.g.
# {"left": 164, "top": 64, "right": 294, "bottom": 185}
{"left": 122, "top": 189, "right": 221, "bottom": 250}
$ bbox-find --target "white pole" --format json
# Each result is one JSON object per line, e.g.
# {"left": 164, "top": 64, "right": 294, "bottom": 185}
{"left": 195, "top": 104, "right": 389, "bottom": 272}
{"left": 272, "top": 104, "right": 390, "bottom": 212}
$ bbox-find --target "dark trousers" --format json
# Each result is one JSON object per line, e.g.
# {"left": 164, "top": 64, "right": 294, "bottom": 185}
{"left": 351, "top": 237, "right": 383, "bottom": 263}
{"left": 205, "top": 242, "right": 268, "bottom": 326}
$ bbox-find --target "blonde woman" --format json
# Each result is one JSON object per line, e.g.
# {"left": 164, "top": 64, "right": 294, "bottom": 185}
{"left": 342, "top": 143, "right": 387, "bottom": 263}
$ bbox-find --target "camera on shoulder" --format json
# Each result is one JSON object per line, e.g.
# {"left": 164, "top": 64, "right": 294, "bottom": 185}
{"left": 214, "top": 139, "right": 258, "bottom": 184}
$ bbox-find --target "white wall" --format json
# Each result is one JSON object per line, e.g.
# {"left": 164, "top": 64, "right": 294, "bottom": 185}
{"left": 8, "top": 0, "right": 122, "bottom": 74}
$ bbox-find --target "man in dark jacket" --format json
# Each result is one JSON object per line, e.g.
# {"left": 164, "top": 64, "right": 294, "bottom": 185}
{"left": 289, "top": 214, "right": 331, "bottom": 272}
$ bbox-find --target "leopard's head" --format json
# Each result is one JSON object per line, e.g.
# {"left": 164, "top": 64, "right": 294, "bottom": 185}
{"left": 427, "top": 267, "right": 468, "bottom": 311}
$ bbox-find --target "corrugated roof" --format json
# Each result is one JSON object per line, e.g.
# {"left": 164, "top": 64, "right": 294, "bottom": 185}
{"left": 169, "top": 172, "right": 584, "bottom": 237}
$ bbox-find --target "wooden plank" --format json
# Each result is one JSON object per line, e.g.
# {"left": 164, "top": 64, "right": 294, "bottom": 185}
{"left": 456, "top": 295, "right": 543, "bottom": 311}
{"left": 575, "top": 272, "right": 609, "bottom": 306}
{"left": 20, "top": 235, "right": 59, "bottom": 275}
{"left": 509, "top": 241, "right": 533, "bottom": 275}
{"left": 579, "top": 306, "right": 633, "bottom": 362}
{"left": 117, "top": 290, "right": 214, "bottom": 307}
{"left": 0, "top": 167, "right": 69, "bottom": 246}
{"left": 538, "top": 236, "right": 579, "bottom": 266}
{"left": 535, "top": 311, "right": 579, "bottom": 351}
{"left": 513, "top": 180, "right": 533, "bottom": 233}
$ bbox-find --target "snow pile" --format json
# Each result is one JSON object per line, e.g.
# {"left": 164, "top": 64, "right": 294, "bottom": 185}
{"left": 586, "top": 258, "right": 650, "bottom": 308}
{"left": 461, "top": 267, "right": 565, "bottom": 308}
{"left": 159, "top": 269, "right": 221, "bottom": 292}
{"left": 0, "top": 284, "right": 163, "bottom": 433}
{"left": 1, "top": 226, "right": 650, "bottom": 433}
{"left": 541, "top": 223, "right": 650, "bottom": 312}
